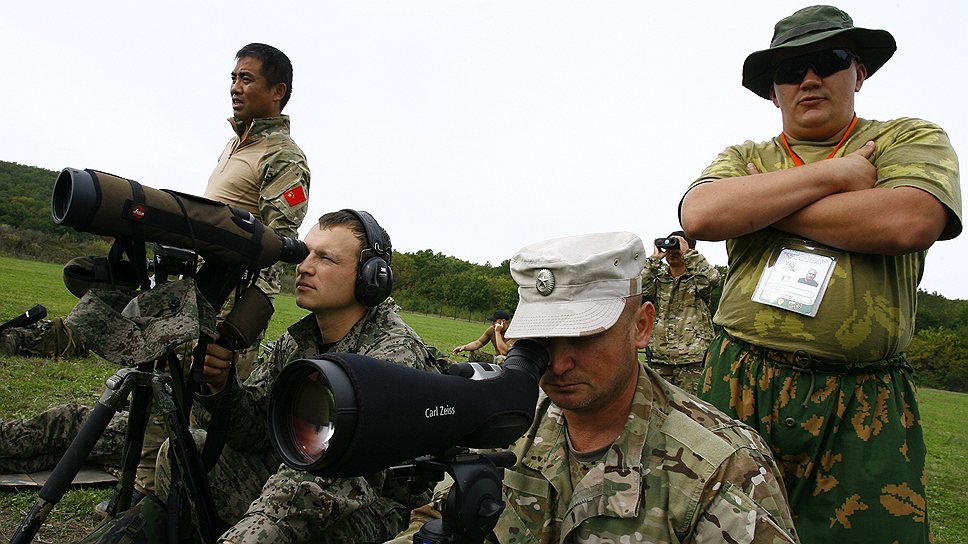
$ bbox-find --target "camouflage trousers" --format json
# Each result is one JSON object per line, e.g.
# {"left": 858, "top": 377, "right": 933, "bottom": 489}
{"left": 0, "top": 403, "right": 168, "bottom": 492}
{"left": 0, "top": 403, "right": 125, "bottom": 474}
{"left": 649, "top": 360, "right": 704, "bottom": 395}
{"left": 0, "top": 318, "right": 88, "bottom": 358}
{"left": 699, "top": 332, "right": 930, "bottom": 544}
{"left": 155, "top": 430, "right": 411, "bottom": 543}
{"left": 465, "top": 349, "right": 495, "bottom": 363}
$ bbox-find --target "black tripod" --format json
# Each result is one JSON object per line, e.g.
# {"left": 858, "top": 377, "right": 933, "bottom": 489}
{"left": 10, "top": 353, "right": 224, "bottom": 544}
{"left": 10, "top": 252, "right": 273, "bottom": 544}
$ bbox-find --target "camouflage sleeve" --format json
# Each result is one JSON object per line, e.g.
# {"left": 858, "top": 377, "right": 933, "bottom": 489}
{"left": 689, "top": 428, "right": 798, "bottom": 544}
{"left": 682, "top": 250, "right": 721, "bottom": 303}
{"left": 218, "top": 466, "right": 380, "bottom": 543}
{"left": 385, "top": 485, "right": 448, "bottom": 543}
{"left": 195, "top": 333, "right": 294, "bottom": 453}
{"left": 255, "top": 146, "right": 311, "bottom": 298}
{"left": 642, "top": 256, "right": 663, "bottom": 302}
{"left": 873, "top": 119, "right": 962, "bottom": 240}
{"left": 359, "top": 331, "right": 435, "bottom": 374}
{"left": 687, "top": 141, "right": 756, "bottom": 195}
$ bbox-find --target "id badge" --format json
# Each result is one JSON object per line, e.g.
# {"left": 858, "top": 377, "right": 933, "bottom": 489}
{"left": 751, "top": 240, "right": 838, "bottom": 317}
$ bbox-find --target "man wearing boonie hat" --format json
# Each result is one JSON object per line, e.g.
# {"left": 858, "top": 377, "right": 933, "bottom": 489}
{"left": 680, "top": 5, "right": 962, "bottom": 543}
{"left": 389, "top": 232, "right": 797, "bottom": 543}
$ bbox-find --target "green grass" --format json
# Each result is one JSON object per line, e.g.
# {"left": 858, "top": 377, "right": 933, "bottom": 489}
{"left": 2, "top": 255, "right": 966, "bottom": 543}
{"left": 919, "top": 388, "right": 968, "bottom": 543}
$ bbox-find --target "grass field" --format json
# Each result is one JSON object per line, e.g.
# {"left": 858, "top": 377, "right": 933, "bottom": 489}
{"left": 1, "top": 255, "right": 966, "bottom": 543}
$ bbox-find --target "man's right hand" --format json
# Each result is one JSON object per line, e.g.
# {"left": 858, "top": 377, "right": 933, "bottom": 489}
{"left": 203, "top": 340, "right": 234, "bottom": 393}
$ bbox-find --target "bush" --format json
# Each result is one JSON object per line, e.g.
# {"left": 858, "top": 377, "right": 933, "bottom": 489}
{"left": 0, "top": 224, "right": 112, "bottom": 264}
{"left": 907, "top": 327, "right": 968, "bottom": 393}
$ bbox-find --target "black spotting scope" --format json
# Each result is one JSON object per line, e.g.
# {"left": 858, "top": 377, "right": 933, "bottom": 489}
{"left": 268, "top": 339, "right": 549, "bottom": 477}
{"left": 52, "top": 168, "right": 307, "bottom": 269}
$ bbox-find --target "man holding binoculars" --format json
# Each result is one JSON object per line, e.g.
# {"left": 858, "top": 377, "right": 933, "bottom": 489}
{"left": 642, "top": 231, "right": 720, "bottom": 394}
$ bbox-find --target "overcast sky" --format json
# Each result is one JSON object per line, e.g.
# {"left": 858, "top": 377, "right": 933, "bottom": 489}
{"left": 5, "top": 1, "right": 967, "bottom": 299}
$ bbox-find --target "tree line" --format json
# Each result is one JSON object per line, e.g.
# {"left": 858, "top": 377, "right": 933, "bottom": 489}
{"left": 1, "top": 160, "right": 965, "bottom": 391}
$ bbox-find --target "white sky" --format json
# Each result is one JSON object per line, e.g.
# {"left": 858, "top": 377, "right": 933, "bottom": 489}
{"left": 5, "top": 1, "right": 968, "bottom": 299}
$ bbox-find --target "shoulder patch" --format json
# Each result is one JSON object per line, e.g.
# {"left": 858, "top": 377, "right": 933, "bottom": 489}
{"left": 283, "top": 185, "right": 307, "bottom": 206}
{"left": 661, "top": 409, "right": 736, "bottom": 469}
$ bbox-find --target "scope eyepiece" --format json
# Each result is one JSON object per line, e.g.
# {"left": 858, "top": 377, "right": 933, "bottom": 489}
{"left": 278, "top": 235, "right": 310, "bottom": 264}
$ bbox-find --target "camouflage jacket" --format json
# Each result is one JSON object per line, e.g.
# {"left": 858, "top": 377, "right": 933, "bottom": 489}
{"left": 197, "top": 298, "right": 433, "bottom": 454}
{"left": 642, "top": 250, "right": 720, "bottom": 366}
{"left": 204, "top": 115, "right": 311, "bottom": 298}
{"left": 198, "top": 299, "right": 439, "bottom": 542}
{"left": 390, "top": 364, "right": 798, "bottom": 544}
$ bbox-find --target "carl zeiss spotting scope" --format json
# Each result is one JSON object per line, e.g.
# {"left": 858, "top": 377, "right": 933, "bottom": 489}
{"left": 268, "top": 339, "right": 549, "bottom": 477}
{"left": 52, "top": 168, "right": 307, "bottom": 269}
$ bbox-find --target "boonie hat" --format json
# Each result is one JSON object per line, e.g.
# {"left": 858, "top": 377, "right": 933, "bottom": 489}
{"left": 505, "top": 232, "right": 644, "bottom": 339}
{"left": 743, "top": 5, "right": 896, "bottom": 99}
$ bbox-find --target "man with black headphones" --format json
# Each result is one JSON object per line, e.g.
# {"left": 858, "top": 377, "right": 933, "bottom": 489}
{"left": 154, "top": 209, "right": 439, "bottom": 543}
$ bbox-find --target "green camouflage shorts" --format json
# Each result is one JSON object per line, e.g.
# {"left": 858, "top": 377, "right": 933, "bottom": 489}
{"left": 699, "top": 331, "right": 930, "bottom": 544}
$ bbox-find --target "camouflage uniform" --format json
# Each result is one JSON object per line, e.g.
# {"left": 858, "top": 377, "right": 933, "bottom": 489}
{"left": 693, "top": 117, "right": 962, "bottom": 543}
{"left": 0, "top": 317, "right": 88, "bottom": 357}
{"left": 642, "top": 250, "right": 720, "bottom": 394}
{"left": 0, "top": 403, "right": 126, "bottom": 474}
{"left": 205, "top": 115, "right": 311, "bottom": 378}
{"left": 155, "top": 298, "right": 439, "bottom": 543}
{"left": 390, "top": 363, "right": 797, "bottom": 543}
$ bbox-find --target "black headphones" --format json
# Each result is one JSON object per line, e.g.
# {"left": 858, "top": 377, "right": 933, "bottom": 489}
{"left": 343, "top": 209, "right": 394, "bottom": 307}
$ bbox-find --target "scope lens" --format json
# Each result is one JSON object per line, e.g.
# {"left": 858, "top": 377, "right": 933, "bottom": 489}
{"left": 285, "top": 370, "right": 337, "bottom": 462}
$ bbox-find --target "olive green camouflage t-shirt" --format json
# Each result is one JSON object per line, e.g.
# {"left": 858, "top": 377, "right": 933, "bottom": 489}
{"left": 690, "top": 117, "right": 962, "bottom": 361}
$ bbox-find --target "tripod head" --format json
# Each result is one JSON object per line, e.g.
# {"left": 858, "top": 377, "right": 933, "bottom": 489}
{"left": 396, "top": 448, "right": 515, "bottom": 544}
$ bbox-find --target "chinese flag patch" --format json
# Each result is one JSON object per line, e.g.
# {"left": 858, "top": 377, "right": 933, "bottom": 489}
{"left": 283, "top": 186, "right": 307, "bottom": 207}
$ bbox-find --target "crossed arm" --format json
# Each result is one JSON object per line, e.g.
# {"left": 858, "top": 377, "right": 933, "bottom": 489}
{"left": 680, "top": 141, "right": 947, "bottom": 255}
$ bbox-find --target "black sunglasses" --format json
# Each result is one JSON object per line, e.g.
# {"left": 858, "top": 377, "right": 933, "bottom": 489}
{"left": 772, "top": 48, "right": 858, "bottom": 85}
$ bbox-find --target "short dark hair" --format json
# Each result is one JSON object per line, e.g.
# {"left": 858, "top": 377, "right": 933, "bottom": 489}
{"left": 236, "top": 43, "right": 294, "bottom": 110}
{"left": 317, "top": 210, "right": 393, "bottom": 264}
{"left": 668, "top": 230, "right": 697, "bottom": 249}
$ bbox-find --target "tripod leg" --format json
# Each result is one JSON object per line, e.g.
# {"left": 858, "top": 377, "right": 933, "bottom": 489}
{"left": 10, "top": 400, "right": 118, "bottom": 544}
{"left": 152, "top": 375, "right": 224, "bottom": 543}
{"left": 103, "top": 364, "right": 156, "bottom": 517}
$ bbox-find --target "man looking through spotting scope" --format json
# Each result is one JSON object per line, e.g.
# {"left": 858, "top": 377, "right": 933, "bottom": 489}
{"left": 389, "top": 231, "right": 797, "bottom": 543}
{"left": 679, "top": 6, "right": 962, "bottom": 543}
{"left": 155, "top": 210, "right": 439, "bottom": 543}
{"left": 642, "top": 230, "right": 720, "bottom": 394}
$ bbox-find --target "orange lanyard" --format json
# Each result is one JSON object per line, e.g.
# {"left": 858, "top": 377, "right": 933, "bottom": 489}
{"left": 780, "top": 115, "right": 858, "bottom": 166}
